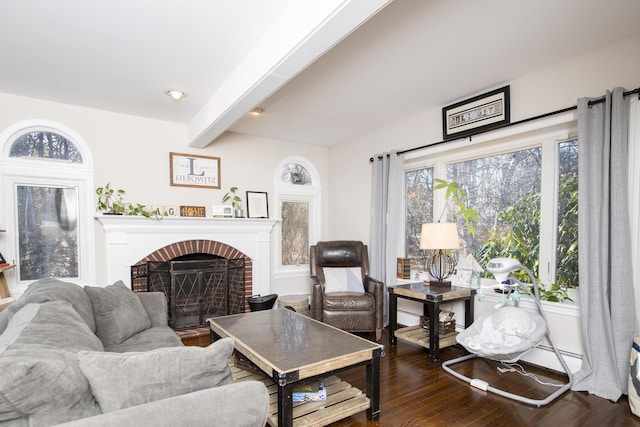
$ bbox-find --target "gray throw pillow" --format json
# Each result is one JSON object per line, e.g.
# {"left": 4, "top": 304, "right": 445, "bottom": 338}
{"left": 78, "top": 337, "right": 235, "bottom": 413}
{"left": 9, "top": 277, "right": 97, "bottom": 332}
{"left": 84, "top": 281, "right": 152, "bottom": 346}
{"left": 0, "top": 301, "right": 103, "bottom": 423}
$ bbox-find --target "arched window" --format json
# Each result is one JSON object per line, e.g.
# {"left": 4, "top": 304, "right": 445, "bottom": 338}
{"left": 274, "top": 157, "right": 321, "bottom": 277}
{"left": 9, "top": 130, "right": 83, "bottom": 163}
{"left": 0, "top": 121, "right": 95, "bottom": 295}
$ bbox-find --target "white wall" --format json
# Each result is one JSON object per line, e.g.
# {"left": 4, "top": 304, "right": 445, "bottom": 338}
{"left": 326, "top": 34, "right": 640, "bottom": 367}
{"left": 0, "top": 92, "right": 329, "bottom": 296}
{"left": 328, "top": 34, "right": 640, "bottom": 243}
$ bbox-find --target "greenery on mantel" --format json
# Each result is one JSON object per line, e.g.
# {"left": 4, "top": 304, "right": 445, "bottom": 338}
{"left": 95, "top": 183, "right": 161, "bottom": 218}
{"left": 222, "top": 187, "right": 242, "bottom": 210}
{"left": 222, "top": 186, "right": 245, "bottom": 218}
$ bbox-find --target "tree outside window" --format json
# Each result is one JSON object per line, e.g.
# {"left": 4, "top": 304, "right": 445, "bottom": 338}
{"left": 405, "top": 139, "right": 579, "bottom": 291}
{"left": 281, "top": 201, "right": 309, "bottom": 266}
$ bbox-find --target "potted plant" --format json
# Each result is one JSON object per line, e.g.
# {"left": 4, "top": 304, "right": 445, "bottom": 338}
{"left": 96, "top": 183, "right": 125, "bottom": 214}
{"left": 96, "top": 183, "right": 156, "bottom": 218}
{"left": 223, "top": 187, "right": 244, "bottom": 218}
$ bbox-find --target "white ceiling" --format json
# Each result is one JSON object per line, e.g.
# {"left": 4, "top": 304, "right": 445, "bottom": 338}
{"left": 1, "top": 0, "right": 640, "bottom": 148}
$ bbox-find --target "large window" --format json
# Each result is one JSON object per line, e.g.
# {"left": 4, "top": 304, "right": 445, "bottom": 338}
{"left": 448, "top": 147, "right": 542, "bottom": 276}
{"left": 17, "top": 185, "right": 79, "bottom": 280}
{"left": 1, "top": 122, "right": 94, "bottom": 294}
{"left": 405, "top": 167, "right": 433, "bottom": 271}
{"left": 405, "top": 127, "right": 578, "bottom": 291}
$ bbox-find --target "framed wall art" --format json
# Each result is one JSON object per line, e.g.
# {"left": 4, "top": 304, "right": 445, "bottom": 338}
{"left": 170, "top": 152, "right": 220, "bottom": 189}
{"left": 246, "top": 191, "right": 269, "bottom": 218}
{"left": 442, "top": 85, "right": 510, "bottom": 141}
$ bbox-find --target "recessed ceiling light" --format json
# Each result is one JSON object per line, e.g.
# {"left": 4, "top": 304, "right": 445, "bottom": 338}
{"left": 166, "top": 89, "right": 187, "bottom": 101}
{"left": 250, "top": 108, "right": 264, "bottom": 116}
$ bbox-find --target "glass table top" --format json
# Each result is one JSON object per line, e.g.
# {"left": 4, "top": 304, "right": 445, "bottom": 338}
{"left": 209, "top": 308, "right": 383, "bottom": 375}
{"left": 391, "top": 282, "right": 473, "bottom": 301}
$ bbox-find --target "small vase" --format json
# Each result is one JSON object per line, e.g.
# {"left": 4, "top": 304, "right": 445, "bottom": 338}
{"left": 234, "top": 209, "right": 244, "bottom": 218}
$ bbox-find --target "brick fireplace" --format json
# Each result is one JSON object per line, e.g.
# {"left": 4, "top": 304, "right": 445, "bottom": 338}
{"left": 130, "top": 240, "right": 251, "bottom": 320}
{"left": 95, "top": 216, "right": 278, "bottom": 299}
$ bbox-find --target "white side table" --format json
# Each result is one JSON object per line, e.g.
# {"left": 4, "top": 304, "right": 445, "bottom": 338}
{"left": 277, "top": 294, "right": 310, "bottom": 317}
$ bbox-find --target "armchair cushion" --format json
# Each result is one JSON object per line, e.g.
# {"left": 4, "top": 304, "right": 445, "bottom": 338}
{"left": 78, "top": 337, "right": 235, "bottom": 413}
{"left": 84, "top": 281, "right": 152, "bottom": 346}
{"left": 323, "top": 292, "right": 374, "bottom": 311}
{"left": 322, "top": 267, "right": 365, "bottom": 293}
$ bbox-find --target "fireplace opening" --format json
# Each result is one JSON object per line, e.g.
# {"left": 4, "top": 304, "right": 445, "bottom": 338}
{"left": 131, "top": 253, "right": 245, "bottom": 330}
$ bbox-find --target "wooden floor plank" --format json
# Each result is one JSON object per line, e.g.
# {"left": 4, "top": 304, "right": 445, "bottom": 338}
{"left": 328, "top": 328, "right": 640, "bottom": 427}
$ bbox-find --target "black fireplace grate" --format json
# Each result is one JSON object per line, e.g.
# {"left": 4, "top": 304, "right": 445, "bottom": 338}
{"left": 131, "top": 256, "right": 245, "bottom": 329}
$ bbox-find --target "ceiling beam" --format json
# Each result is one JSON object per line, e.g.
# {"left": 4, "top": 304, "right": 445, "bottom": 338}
{"left": 187, "top": 0, "right": 391, "bottom": 148}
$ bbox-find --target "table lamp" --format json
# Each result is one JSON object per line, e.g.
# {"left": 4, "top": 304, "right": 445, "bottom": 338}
{"left": 419, "top": 222, "right": 460, "bottom": 287}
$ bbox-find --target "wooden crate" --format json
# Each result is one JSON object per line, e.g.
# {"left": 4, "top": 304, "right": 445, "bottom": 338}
{"left": 419, "top": 315, "right": 456, "bottom": 335}
{"left": 232, "top": 366, "right": 369, "bottom": 426}
{"left": 395, "top": 325, "right": 458, "bottom": 349}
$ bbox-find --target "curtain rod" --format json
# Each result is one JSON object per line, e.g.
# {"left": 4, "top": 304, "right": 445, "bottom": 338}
{"left": 369, "top": 86, "right": 640, "bottom": 162}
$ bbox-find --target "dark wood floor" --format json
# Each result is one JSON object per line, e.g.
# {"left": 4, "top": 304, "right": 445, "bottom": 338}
{"left": 329, "top": 328, "right": 640, "bottom": 427}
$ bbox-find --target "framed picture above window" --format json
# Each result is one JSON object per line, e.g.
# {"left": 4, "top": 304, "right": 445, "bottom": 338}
{"left": 442, "top": 86, "right": 510, "bottom": 141}
{"left": 246, "top": 191, "right": 269, "bottom": 218}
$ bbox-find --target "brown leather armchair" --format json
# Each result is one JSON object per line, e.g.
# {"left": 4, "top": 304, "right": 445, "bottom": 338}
{"left": 310, "top": 241, "right": 384, "bottom": 341}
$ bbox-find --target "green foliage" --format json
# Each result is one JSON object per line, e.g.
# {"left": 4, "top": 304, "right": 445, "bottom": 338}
{"left": 475, "top": 171, "right": 579, "bottom": 301}
{"left": 531, "top": 282, "right": 573, "bottom": 303}
{"left": 95, "top": 183, "right": 155, "bottom": 218}
{"left": 222, "top": 187, "right": 242, "bottom": 210}
{"left": 555, "top": 171, "right": 578, "bottom": 288}
{"left": 95, "top": 183, "right": 125, "bottom": 213}
{"left": 434, "top": 179, "right": 478, "bottom": 237}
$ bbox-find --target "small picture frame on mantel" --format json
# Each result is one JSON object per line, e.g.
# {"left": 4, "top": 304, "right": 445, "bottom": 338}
{"left": 442, "top": 85, "right": 510, "bottom": 141}
{"left": 246, "top": 191, "right": 269, "bottom": 218}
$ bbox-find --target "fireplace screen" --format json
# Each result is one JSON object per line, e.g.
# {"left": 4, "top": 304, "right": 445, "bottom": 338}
{"left": 131, "top": 256, "right": 245, "bottom": 330}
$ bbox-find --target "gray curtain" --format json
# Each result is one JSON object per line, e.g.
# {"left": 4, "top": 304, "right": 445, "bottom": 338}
{"left": 572, "top": 87, "right": 637, "bottom": 401}
{"left": 370, "top": 150, "right": 405, "bottom": 325}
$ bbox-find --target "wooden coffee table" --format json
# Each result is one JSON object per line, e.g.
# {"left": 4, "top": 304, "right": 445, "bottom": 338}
{"left": 209, "top": 308, "right": 384, "bottom": 426}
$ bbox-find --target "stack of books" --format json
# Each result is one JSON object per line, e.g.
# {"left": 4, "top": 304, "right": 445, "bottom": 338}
{"left": 292, "top": 378, "right": 326, "bottom": 402}
{"left": 396, "top": 258, "right": 411, "bottom": 279}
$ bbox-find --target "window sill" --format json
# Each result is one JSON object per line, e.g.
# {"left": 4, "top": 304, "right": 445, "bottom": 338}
{"left": 273, "top": 266, "right": 310, "bottom": 279}
{"left": 478, "top": 291, "right": 580, "bottom": 317}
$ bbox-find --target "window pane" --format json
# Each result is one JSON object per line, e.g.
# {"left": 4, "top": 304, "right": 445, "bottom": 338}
{"left": 447, "top": 148, "right": 542, "bottom": 279}
{"left": 10, "top": 131, "right": 83, "bottom": 163}
{"left": 17, "top": 185, "right": 79, "bottom": 280}
{"left": 557, "top": 140, "right": 578, "bottom": 287}
{"left": 279, "top": 163, "right": 311, "bottom": 185}
{"left": 281, "top": 201, "right": 309, "bottom": 265}
{"left": 405, "top": 168, "right": 433, "bottom": 272}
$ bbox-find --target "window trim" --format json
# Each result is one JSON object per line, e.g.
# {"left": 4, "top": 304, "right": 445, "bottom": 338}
{"left": 0, "top": 120, "right": 95, "bottom": 295}
{"left": 273, "top": 157, "right": 321, "bottom": 279}
{"left": 403, "top": 113, "right": 578, "bottom": 308}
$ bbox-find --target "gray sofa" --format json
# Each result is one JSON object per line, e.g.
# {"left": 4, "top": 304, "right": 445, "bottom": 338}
{"left": 0, "top": 278, "right": 269, "bottom": 427}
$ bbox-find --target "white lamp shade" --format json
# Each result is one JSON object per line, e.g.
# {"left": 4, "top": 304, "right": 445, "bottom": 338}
{"left": 419, "top": 222, "right": 461, "bottom": 250}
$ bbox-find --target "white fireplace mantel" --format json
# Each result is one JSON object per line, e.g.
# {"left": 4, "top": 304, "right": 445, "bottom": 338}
{"left": 95, "top": 215, "right": 278, "bottom": 295}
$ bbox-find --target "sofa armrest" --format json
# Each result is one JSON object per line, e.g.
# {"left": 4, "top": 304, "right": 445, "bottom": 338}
{"left": 136, "top": 292, "right": 169, "bottom": 327}
{"left": 56, "top": 381, "right": 269, "bottom": 427}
